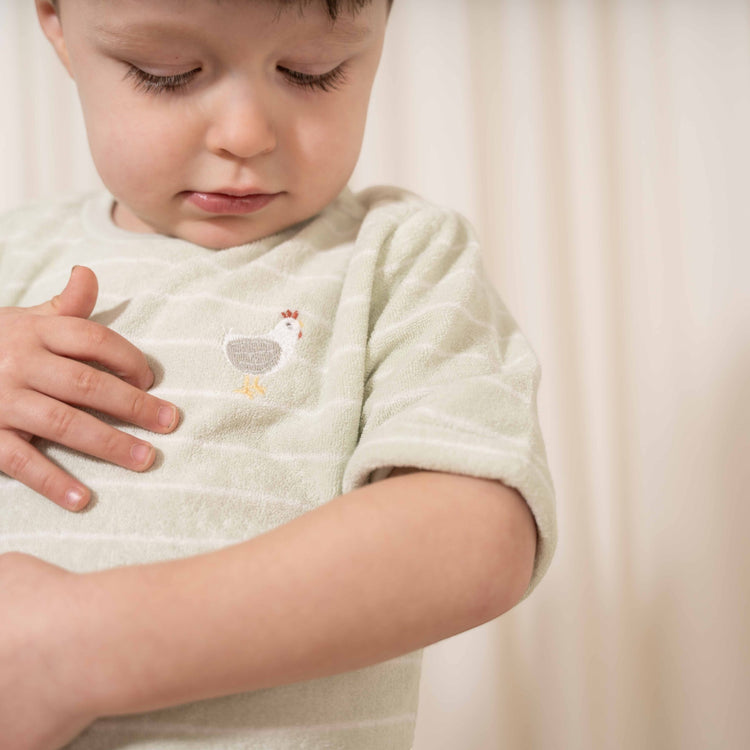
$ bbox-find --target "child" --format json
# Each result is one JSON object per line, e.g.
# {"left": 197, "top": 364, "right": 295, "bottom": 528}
{"left": 0, "top": 0, "right": 557, "bottom": 748}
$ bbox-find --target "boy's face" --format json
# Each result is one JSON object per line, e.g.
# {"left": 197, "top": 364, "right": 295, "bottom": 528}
{"left": 37, "top": 0, "right": 388, "bottom": 249}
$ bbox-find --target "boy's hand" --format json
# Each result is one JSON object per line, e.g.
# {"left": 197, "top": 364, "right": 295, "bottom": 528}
{"left": 0, "top": 552, "right": 97, "bottom": 750}
{"left": 0, "top": 266, "right": 179, "bottom": 510}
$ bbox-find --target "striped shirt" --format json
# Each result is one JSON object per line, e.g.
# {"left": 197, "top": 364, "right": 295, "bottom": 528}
{"left": 0, "top": 186, "right": 556, "bottom": 749}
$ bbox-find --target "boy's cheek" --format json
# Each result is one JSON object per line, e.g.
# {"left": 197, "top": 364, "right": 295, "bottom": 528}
{"left": 88, "top": 119, "right": 182, "bottom": 191}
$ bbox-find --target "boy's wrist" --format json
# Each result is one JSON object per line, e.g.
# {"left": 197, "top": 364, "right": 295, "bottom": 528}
{"left": 50, "top": 568, "right": 117, "bottom": 722}
{"left": 68, "top": 565, "right": 172, "bottom": 718}
{"left": 0, "top": 553, "right": 102, "bottom": 743}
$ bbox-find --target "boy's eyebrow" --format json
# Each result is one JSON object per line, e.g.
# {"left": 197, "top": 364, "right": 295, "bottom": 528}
{"left": 93, "top": 22, "right": 202, "bottom": 46}
{"left": 93, "top": 20, "right": 373, "bottom": 48}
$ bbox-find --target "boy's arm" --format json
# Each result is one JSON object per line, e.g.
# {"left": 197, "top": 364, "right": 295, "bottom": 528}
{"left": 3, "top": 469, "right": 536, "bottom": 739}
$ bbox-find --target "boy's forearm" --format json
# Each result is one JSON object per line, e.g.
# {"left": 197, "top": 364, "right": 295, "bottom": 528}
{"left": 70, "top": 470, "right": 537, "bottom": 718}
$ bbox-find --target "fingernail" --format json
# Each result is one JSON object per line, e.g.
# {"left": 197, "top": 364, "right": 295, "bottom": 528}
{"left": 131, "top": 443, "right": 154, "bottom": 467}
{"left": 157, "top": 406, "right": 177, "bottom": 429}
{"left": 65, "top": 487, "right": 87, "bottom": 509}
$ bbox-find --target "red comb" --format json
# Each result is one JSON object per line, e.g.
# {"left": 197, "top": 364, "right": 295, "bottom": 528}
{"left": 281, "top": 310, "right": 299, "bottom": 319}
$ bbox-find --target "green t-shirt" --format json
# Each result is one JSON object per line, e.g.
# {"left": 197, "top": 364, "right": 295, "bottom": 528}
{"left": 0, "top": 186, "right": 556, "bottom": 749}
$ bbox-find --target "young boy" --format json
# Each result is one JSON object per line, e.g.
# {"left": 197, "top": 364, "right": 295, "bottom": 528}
{"left": 0, "top": 1, "right": 556, "bottom": 748}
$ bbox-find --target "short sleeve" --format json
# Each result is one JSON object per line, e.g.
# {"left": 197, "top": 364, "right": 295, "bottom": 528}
{"left": 342, "top": 201, "right": 557, "bottom": 596}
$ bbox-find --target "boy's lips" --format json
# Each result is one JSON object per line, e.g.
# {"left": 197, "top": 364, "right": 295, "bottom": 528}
{"left": 184, "top": 190, "right": 281, "bottom": 214}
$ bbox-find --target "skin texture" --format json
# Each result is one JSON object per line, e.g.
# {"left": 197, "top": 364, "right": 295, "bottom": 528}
{"left": 0, "top": 2, "right": 540, "bottom": 747}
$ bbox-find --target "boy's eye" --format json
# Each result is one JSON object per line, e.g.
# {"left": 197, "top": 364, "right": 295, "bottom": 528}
{"left": 124, "top": 65, "right": 200, "bottom": 96}
{"left": 278, "top": 64, "right": 348, "bottom": 93}
{"left": 123, "top": 62, "right": 348, "bottom": 97}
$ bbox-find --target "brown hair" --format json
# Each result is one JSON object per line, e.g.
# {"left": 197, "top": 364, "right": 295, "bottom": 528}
{"left": 50, "top": 0, "right": 393, "bottom": 21}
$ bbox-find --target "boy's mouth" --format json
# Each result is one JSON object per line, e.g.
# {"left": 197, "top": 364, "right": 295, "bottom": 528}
{"left": 184, "top": 190, "right": 281, "bottom": 215}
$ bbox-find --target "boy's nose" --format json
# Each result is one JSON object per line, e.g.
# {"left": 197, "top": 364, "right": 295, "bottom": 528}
{"left": 205, "top": 82, "right": 277, "bottom": 160}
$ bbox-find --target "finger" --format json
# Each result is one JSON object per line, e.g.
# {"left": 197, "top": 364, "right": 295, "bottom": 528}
{"left": 0, "top": 431, "right": 90, "bottom": 511}
{"left": 4, "top": 391, "right": 159, "bottom": 475}
{"left": 29, "top": 265, "right": 99, "bottom": 320}
{"left": 27, "top": 355, "right": 179, "bottom": 435}
{"left": 36, "top": 315, "right": 155, "bottom": 391}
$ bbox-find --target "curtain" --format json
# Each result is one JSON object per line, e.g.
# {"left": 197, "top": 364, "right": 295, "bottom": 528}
{"left": 2, "top": 1, "right": 749, "bottom": 748}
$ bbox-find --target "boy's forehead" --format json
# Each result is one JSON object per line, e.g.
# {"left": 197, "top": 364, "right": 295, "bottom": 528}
{"left": 87, "top": 0, "right": 375, "bottom": 47}
{"left": 93, "top": 21, "right": 371, "bottom": 46}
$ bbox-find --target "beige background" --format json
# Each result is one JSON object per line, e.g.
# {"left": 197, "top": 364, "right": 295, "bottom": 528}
{"left": 2, "top": 1, "right": 749, "bottom": 748}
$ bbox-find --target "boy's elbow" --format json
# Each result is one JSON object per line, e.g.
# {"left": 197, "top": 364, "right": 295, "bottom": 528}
{"left": 474, "top": 482, "right": 538, "bottom": 622}
{"left": 391, "top": 469, "right": 538, "bottom": 626}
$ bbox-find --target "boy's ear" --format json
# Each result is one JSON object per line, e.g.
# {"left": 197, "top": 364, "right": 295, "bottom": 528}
{"left": 35, "top": 0, "right": 74, "bottom": 78}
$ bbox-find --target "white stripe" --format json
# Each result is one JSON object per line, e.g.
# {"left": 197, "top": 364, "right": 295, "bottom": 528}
{"left": 92, "top": 478, "right": 309, "bottom": 502}
{"left": 148, "top": 389, "right": 360, "bottom": 417}
{"left": 397, "top": 264, "right": 477, "bottom": 291}
{"left": 129, "top": 343, "right": 368, "bottom": 380}
{"left": 78, "top": 336, "right": 367, "bottom": 382}
{"left": 150, "top": 439, "right": 351, "bottom": 464}
{"left": 408, "top": 405, "right": 553, "bottom": 482}
{"left": 0, "top": 476, "right": 291, "bottom": 505}
{"left": 369, "top": 301, "right": 497, "bottom": 346}
{"left": 24, "top": 246, "right": 353, "bottom": 284}
{"left": 337, "top": 293, "right": 371, "bottom": 308}
{"left": 134, "top": 337, "right": 219, "bottom": 348}
{"left": 88, "top": 712, "right": 417, "bottom": 738}
{"left": 130, "top": 298, "right": 370, "bottom": 348}
{"left": 365, "top": 387, "right": 431, "bottom": 414}
{"left": 134, "top": 336, "right": 372, "bottom": 376}
{"left": 93, "top": 291, "right": 335, "bottom": 330}
{"left": 366, "top": 374, "right": 530, "bottom": 415}
{"left": 314, "top": 344, "right": 367, "bottom": 365}
{"left": 367, "top": 346, "right": 505, "bottom": 385}
{"left": 409, "top": 406, "right": 532, "bottom": 446}
{"left": 0, "top": 531, "right": 237, "bottom": 547}
{"left": 381, "top": 242, "right": 481, "bottom": 276}
{"left": 150, "top": 387, "right": 237, "bottom": 400}
{"left": 280, "top": 345, "right": 367, "bottom": 377}
{"left": 0, "top": 472, "right": 336, "bottom": 501}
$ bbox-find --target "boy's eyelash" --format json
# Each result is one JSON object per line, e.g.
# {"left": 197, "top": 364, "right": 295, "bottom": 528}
{"left": 123, "top": 64, "right": 348, "bottom": 97}
{"left": 278, "top": 64, "right": 348, "bottom": 93}
{"left": 124, "top": 65, "right": 200, "bottom": 96}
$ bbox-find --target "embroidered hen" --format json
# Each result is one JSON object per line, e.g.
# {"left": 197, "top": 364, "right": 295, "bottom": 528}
{"left": 223, "top": 310, "right": 303, "bottom": 399}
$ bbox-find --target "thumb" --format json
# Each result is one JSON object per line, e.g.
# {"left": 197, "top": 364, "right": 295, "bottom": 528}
{"left": 39, "top": 265, "right": 99, "bottom": 319}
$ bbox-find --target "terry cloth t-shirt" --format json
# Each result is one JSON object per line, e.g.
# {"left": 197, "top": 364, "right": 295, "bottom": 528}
{"left": 0, "top": 185, "right": 557, "bottom": 750}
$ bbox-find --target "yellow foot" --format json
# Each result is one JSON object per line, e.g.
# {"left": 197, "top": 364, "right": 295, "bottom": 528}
{"left": 234, "top": 375, "right": 265, "bottom": 399}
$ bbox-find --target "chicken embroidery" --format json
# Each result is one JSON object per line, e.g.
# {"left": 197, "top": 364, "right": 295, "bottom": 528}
{"left": 223, "top": 310, "right": 303, "bottom": 399}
